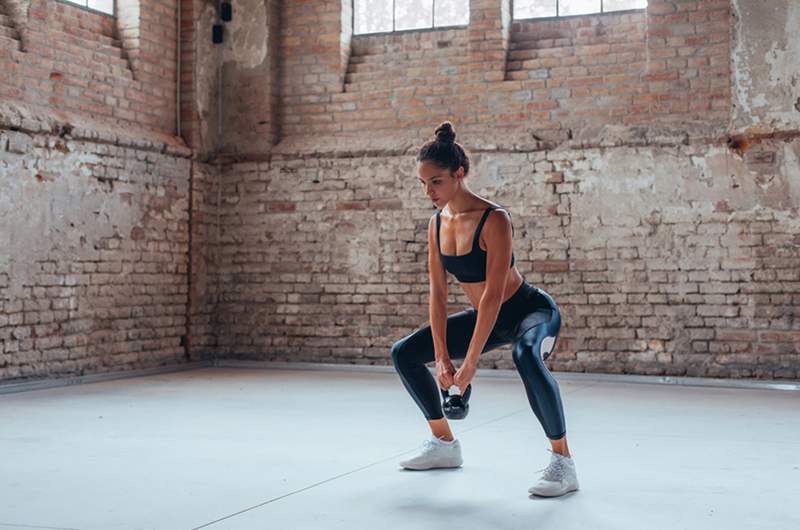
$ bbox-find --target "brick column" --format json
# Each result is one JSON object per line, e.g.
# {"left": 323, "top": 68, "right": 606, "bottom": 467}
{"left": 468, "top": 0, "right": 512, "bottom": 82}
{"left": 279, "top": 0, "right": 352, "bottom": 137}
{"left": 645, "top": 0, "right": 730, "bottom": 119}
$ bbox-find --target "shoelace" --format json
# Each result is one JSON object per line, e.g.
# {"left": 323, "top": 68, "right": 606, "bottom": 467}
{"left": 536, "top": 454, "right": 568, "bottom": 482}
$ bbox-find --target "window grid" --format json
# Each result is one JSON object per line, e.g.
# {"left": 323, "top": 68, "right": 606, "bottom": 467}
{"left": 354, "top": 0, "right": 467, "bottom": 36}
{"left": 390, "top": 0, "right": 443, "bottom": 31}
{"left": 546, "top": 1, "right": 615, "bottom": 17}
{"left": 514, "top": 0, "right": 647, "bottom": 19}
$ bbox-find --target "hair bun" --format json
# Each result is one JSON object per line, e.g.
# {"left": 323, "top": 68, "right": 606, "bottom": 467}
{"left": 434, "top": 122, "right": 456, "bottom": 144}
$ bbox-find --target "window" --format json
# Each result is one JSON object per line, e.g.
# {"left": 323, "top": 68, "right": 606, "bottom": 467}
{"left": 514, "top": 0, "right": 646, "bottom": 19}
{"left": 62, "top": 0, "right": 115, "bottom": 16}
{"left": 354, "top": 0, "right": 469, "bottom": 35}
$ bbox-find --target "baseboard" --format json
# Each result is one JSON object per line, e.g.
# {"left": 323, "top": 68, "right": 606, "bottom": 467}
{"left": 0, "top": 360, "right": 214, "bottom": 395}
{"left": 2, "top": 358, "right": 797, "bottom": 395}
{"left": 213, "top": 359, "right": 800, "bottom": 392}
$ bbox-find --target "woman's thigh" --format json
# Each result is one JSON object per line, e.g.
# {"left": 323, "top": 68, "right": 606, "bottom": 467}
{"left": 394, "top": 308, "right": 509, "bottom": 365}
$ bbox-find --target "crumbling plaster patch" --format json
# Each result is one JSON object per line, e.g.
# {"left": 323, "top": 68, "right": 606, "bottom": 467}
{"left": 731, "top": 0, "right": 800, "bottom": 132}
{"left": 0, "top": 140, "right": 133, "bottom": 300}
{"left": 196, "top": 1, "right": 220, "bottom": 153}
{"left": 222, "top": 0, "right": 268, "bottom": 69}
{"left": 566, "top": 143, "right": 799, "bottom": 241}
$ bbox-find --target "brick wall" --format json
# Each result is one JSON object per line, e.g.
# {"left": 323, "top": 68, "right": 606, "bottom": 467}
{"left": 203, "top": 0, "right": 798, "bottom": 380}
{"left": 212, "top": 130, "right": 799, "bottom": 379}
{"left": 275, "top": 0, "right": 730, "bottom": 140}
{"left": 178, "top": 0, "right": 220, "bottom": 154}
{"left": 644, "top": 0, "right": 730, "bottom": 119}
{"left": 1, "top": 0, "right": 798, "bottom": 383}
{"left": 0, "top": 102, "right": 221, "bottom": 381}
{"left": 0, "top": 0, "right": 178, "bottom": 134}
{"left": 188, "top": 159, "right": 221, "bottom": 359}
{"left": 219, "top": 0, "right": 281, "bottom": 155}
{"left": 0, "top": 0, "right": 220, "bottom": 383}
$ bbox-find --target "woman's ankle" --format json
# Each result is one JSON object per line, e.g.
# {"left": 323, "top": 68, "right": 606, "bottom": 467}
{"left": 428, "top": 418, "right": 454, "bottom": 442}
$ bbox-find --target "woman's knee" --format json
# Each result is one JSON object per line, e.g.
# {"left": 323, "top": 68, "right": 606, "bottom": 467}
{"left": 511, "top": 340, "right": 530, "bottom": 369}
{"left": 390, "top": 339, "right": 406, "bottom": 369}
{"left": 512, "top": 331, "right": 549, "bottom": 369}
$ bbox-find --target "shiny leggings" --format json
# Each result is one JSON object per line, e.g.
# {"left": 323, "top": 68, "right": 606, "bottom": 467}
{"left": 391, "top": 281, "right": 567, "bottom": 440}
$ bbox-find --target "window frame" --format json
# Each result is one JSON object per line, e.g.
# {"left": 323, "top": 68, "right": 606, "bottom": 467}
{"left": 352, "top": 0, "right": 470, "bottom": 37}
{"left": 55, "top": 0, "right": 116, "bottom": 18}
{"left": 512, "top": 0, "right": 647, "bottom": 20}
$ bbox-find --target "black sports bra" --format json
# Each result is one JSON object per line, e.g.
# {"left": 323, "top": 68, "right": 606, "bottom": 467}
{"left": 436, "top": 206, "right": 516, "bottom": 283}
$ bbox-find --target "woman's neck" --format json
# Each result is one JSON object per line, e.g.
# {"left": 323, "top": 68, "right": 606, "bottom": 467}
{"left": 444, "top": 190, "right": 479, "bottom": 215}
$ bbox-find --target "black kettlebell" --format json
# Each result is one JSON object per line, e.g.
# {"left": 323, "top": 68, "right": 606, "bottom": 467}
{"left": 441, "top": 384, "right": 472, "bottom": 420}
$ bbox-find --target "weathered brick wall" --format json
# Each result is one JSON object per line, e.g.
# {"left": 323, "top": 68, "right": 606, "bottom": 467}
{"left": 0, "top": 0, "right": 178, "bottom": 134}
{"left": 188, "top": 159, "right": 221, "bottom": 358}
{"left": 178, "top": 0, "right": 221, "bottom": 154}
{"left": 277, "top": 0, "right": 730, "bottom": 139}
{"left": 279, "top": 0, "right": 352, "bottom": 135}
{"left": 218, "top": 0, "right": 281, "bottom": 155}
{"left": 0, "top": 107, "right": 169, "bottom": 380}
{"left": 214, "top": 127, "right": 799, "bottom": 379}
{"left": 0, "top": 102, "right": 221, "bottom": 382}
{"left": 1, "top": 0, "right": 798, "bottom": 384}
{"left": 0, "top": 0, "right": 221, "bottom": 383}
{"left": 644, "top": 0, "right": 730, "bottom": 119}
{"left": 210, "top": 0, "right": 797, "bottom": 379}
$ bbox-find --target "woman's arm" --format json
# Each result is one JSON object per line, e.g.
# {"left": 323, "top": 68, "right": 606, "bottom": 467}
{"left": 428, "top": 214, "right": 449, "bottom": 362}
{"left": 464, "top": 209, "right": 514, "bottom": 365}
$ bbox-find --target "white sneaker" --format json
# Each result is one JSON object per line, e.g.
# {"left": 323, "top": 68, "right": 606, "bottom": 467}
{"left": 528, "top": 450, "right": 580, "bottom": 497}
{"left": 399, "top": 437, "right": 463, "bottom": 470}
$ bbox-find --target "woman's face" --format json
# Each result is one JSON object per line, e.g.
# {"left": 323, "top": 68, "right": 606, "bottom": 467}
{"left": 418, "top": 160, "right": 463, "bottom": 208}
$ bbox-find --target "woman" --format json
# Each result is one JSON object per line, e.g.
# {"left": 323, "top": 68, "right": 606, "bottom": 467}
{"left": 390, "top": 121, "right": 579, "bottom": 497}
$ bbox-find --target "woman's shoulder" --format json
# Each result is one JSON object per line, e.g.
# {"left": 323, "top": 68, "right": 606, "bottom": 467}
{"left": 482, "top": 201, "right": 511, "bottom": 217}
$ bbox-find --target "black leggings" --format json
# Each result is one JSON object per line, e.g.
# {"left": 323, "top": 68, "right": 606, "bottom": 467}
{"left": 391, "top": 281, "right": 567, "bottom": 440}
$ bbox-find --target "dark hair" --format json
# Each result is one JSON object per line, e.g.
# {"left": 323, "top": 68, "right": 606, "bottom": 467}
{"left": 416, "top": 121, "right": 470, "bottom": 176}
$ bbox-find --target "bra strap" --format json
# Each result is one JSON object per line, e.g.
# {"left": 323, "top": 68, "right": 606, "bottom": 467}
{"left": 472, "top": 207, "right": 494, "bottom": 249}
{"left": 435, "top": 210, "right": 442, "bottom": 252}
{"left": 476, "top": 206, "right": 516, "bottom": 241}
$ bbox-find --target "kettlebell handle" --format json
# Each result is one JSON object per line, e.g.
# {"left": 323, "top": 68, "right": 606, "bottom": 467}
{"left": 441, "top": 384, "right": 472, "bottom": 400}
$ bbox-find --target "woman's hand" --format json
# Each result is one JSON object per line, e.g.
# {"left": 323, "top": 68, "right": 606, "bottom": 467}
{"left": 435, "top": 357, "right": 456, "bottom": 390}
{"left": 453, "top": 358, "right": 478, "bottom": 394}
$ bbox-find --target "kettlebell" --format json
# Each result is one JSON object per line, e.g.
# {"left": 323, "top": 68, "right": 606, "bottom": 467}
{"left": 441, "top": 384, "right": 472, "bottom": 420}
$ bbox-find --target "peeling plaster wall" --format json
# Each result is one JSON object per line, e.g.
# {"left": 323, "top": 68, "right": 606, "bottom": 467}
{"left": 213, "top": 132, "right": 800, "bottom": 379}
{"left": 193, "top": 0, "right": 223, "bottom": 154}
{"left": 732, "top": 0, "right": 800, "bottom": 132}
{"left": 223, "top": 0, "right": 267, "bottom": 68}
{"left": 218, "top": 0, "right": 280, "bottom": 156}
{"left": 0, "top": 104, "right": 220, "bottom": 382}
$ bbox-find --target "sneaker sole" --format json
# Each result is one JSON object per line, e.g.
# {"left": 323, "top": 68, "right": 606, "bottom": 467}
{"left": 400, "top": 459, "right": 463, "bottom": 471}
{"left": 528, "top": 484, "right": 579, "bottom": 497}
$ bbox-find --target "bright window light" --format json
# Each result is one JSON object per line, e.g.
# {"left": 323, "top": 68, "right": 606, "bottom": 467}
{"left": 62, "top": 0, "right": 115, "bottom": 16}
{"left": 514, "top": 0, "right": 646, "bottom": 19}
{"left": 355, "top": 0, "right": 469, "bottom": 35}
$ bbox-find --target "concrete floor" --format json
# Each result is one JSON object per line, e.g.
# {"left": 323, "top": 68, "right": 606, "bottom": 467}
{"left": 0, "top": 367, "right": 798, "bottom": 530}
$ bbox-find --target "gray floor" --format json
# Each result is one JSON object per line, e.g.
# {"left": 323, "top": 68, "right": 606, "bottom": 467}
{"left": 1, "top": 367, "right": 798, "bottom": 530}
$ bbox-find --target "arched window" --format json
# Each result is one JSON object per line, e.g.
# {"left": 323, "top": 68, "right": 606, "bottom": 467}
{"left": 60, "top": 0, "right": 115, "bottom": 16}
{"left": 354, "top": 0, "right": 469, "bottom": 35}
{"left": 514, "top": 0, "right": 646, "bottom": 19}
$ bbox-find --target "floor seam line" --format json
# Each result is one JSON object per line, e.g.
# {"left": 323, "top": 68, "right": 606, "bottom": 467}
{"left": 191, "top": 406, "right": 546, "bottom": 528}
